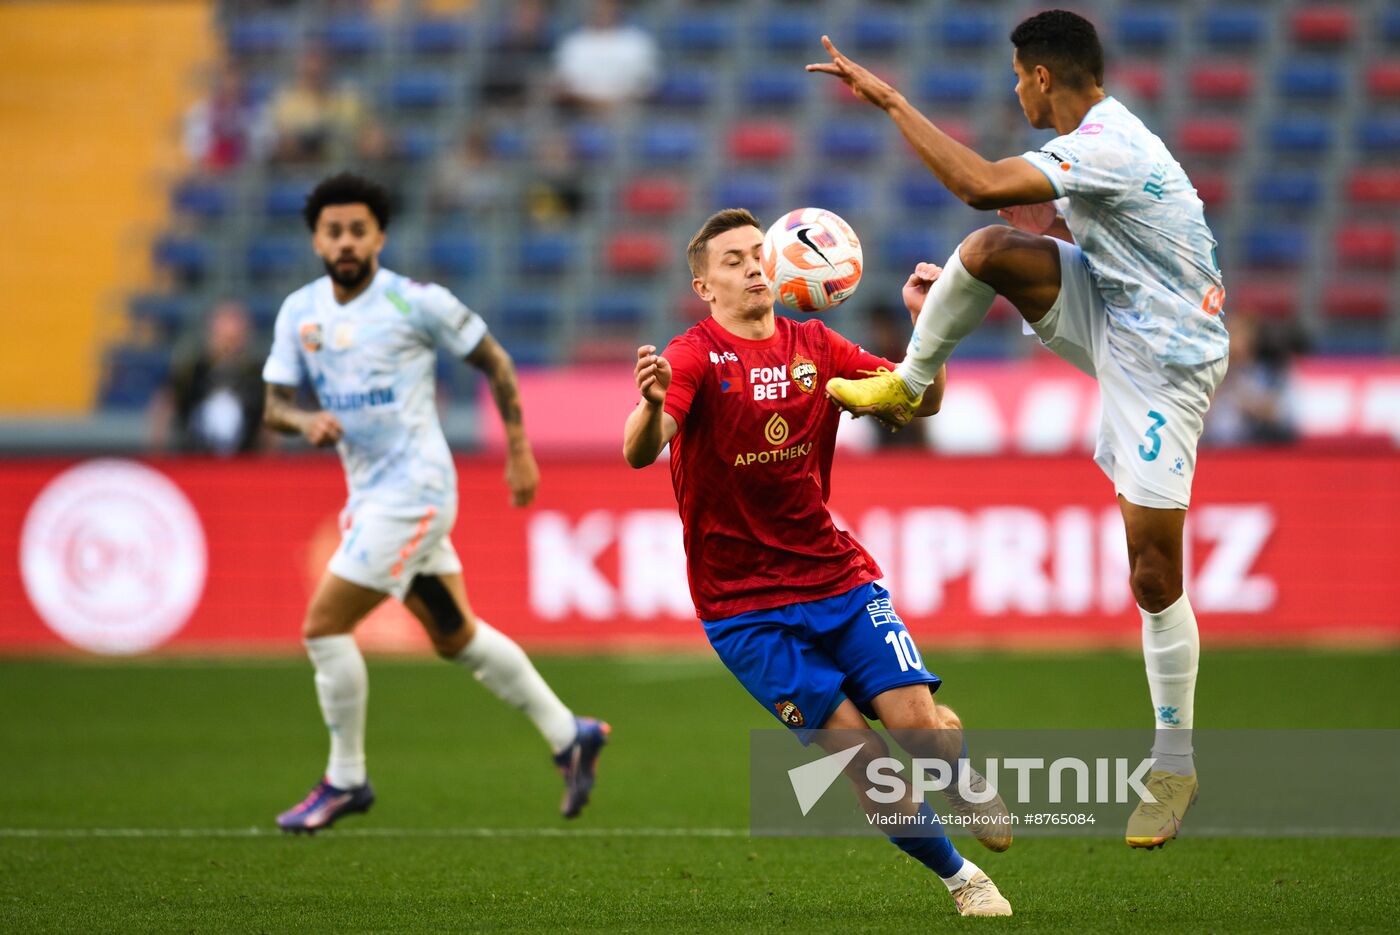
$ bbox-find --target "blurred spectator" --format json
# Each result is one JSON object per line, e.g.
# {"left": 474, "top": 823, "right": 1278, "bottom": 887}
{"left": 480, "top": 0, "right": 553, "bottom": 109}
{"left": 1203, "top": 314, "right": 1301, "bottom": 447}
{"left": 183, "top": 61, "right": 263, "bottom": 172}
{"left": 264, "top": 47, "right": 387, "bottom": 164}
{"left": 866, "top": 302, "right": 925, "bottom": 450}
{"left": 553, "top": 0, "right": 660, "bottom": 113}
{"left": 525, "top": 131, "right": 587, "bottom": 224}
{"left": 149, "top": 301, "right": 267, "bottom": 456}
{"left": 429, "top": 128, "right": 511, "bottom": 217}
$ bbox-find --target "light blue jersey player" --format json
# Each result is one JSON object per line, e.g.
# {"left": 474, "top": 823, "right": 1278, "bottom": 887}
{"left": 813, "top": 11, "right": 1221, "bottom": 847}
{"left": 262, "top": 173, "right": 608, "bottom": 834}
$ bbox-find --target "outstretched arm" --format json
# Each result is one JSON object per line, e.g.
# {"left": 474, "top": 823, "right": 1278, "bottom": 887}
{"left": 263, "top": 383, "right": 343, "bottom": 446}
{"left": 466, "top": 334, "right": 539, "bottom": 507}
{"left": 624, "top": 345, "right": 679, "bottom": 468}
{"left": 808, "top": 36, "right": 1057, "bottom": 210}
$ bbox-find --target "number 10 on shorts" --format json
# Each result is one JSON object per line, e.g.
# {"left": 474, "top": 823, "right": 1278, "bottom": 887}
{"left": 867, "top": 597, "right": 923, "bottom": 672}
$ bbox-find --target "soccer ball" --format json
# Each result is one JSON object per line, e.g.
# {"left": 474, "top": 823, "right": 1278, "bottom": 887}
{"left": 760, "top": 207, "right": 864, "bottom": 314}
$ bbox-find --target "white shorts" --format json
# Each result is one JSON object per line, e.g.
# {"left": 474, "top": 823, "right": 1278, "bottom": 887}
{"left": 328, "top": 500, "right": 462, "bottom": 600}
{"left": 1030, "top": 239, "right": 1228, "bottom": 510}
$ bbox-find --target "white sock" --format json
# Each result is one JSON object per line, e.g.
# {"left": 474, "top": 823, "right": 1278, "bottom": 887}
{"left": 942, "top": 857, "right": 982, "bottom": 892}
{"left": 895, "top": 247, "right": 997, "bottom": 395}
{"left": 454, "top": 620, "right": 577, "bottom": 754}
{"left": 305, "top": 634, "right": 368, "bottom": 789}
{"left": 1141, "top": 593, "right": 1199, "bottom": 776}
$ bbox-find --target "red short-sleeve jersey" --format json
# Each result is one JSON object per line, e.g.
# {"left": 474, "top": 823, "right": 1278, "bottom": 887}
{"left": 661, "top": 315, "right": 894, "bottom": 620}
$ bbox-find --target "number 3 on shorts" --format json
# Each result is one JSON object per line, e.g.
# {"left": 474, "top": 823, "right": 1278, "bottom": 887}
{"left": 1138, "top": 410, "right": 1166, "bottom": 462}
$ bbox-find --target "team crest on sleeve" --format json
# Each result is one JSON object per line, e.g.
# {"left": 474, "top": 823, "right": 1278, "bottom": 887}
{"left": 775, "top": 700, "right": 805, "bottom": 727}
{"left": 299, "top": 322, "right": 323, "bottom": 353}
{"left": 790, "top": 353, "right": 818, "bottom": 395}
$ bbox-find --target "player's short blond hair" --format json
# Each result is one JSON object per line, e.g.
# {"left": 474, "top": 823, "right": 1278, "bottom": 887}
{"left": 687, "top": 208, "right": 762, "bottom": 279}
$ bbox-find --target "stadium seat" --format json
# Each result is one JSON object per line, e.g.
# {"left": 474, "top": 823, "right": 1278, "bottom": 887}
{"left": 244, "top": 295, "right": 281, "bottom": 330}
{"left": 728, "top": 123, "right": 794, "bottom": 162}
{"left": 1190, "top": 171, "right": 1229, "bottom": 208}
{"left": 173, "top": 178, "right": 231, "bottom": 219}
{"left": 568, "top": 123, "right": 614, "bottom": 162}
{"left": 1269, "top": 118, "right": 1332, "bottom": 154}
{"left": 154, "top": 235, "right": 209, "bottom": 282}
{"left": 761, "top": 11, "right": 820, "bottom": 53}
{"left": 711, "top": 175, "right": 781, "bottom": 215}
{"left": 489, "top": 126, "right": 529, "bottom": 159}
{"left": 427, "top": 231, "right": 485, "bottom": 277}
{"left": 1367, "top": 62, "right": 1400, "bottom": 100}
{"left": 1359, "top": 118, "right": 1400, "bottom": 153}
{"left": 621, "top": 177, "right": 687, "bottom": 217}
{"left": 801, "top": 175, "right": 872, "bottom": 217}
{"left": 1279, "top": 62, "right": 1344, "bottom": 100}
{"left": 264, "top": 180, "right": 312, "bottom": 218}
{"left": 819, "top": 122, "right": 885, "bottom": 162}
{"left": 1323, "top": 281, "right": 1391, "bottom": 319}
{"left": 917, "top": 67, "right": 983, "bottom": 104}
{"left": 1253, "top": 171, "right": 1322, "bottom": 209}
{"left": 668, "top": 13, "right": 733, "bottom": 54}
{"left": 635, "top": 123, "right": 701, "bottom": 164}
{"left": 1385, "top": 9, "right": 1400, "bottom": 44}
{"left": 1292, "top": 7, "right": 1354, "bottom": 45}
{"left": 128, "top": 294, "right": 196, "bottom": 334}
{"left": 1227, "top": 279, "right": 1299, "bottom": 318}
{"left": 897, "top": 173, "right": 958, "bottom": 211}
{"left": 1336, "top": 224, "right": 1398, "bottom": 269}
{"left": 1190, "top": 64, "right": 1253, "bottom": 101}
{"left": 1180, "top": 119, "right": 1243, "bottom": 156}
{"left": 744, "top": 68, "right": 806, "bottom": 108}
{"left": 226, "top": 16, "right": 296, "bottom": 57}
{"left": 940, "top": 10, "right": 998, "bottom": 49}
{"left": 1200, "top": 8, "right": 1266, "bottom": 48}
{"left": 653, "top": 70, "right": 713, "bottom": 108}
{"left": 589, "top": 292, "right": 653, "bottom": 327}
{"left": 1244, "top": 227, "right": 1308, "bottom": 267}
{"left": 408, "top": 19, "right": 471, "bottom": 55}
{"left": 322, "top": 16, "right": 381, "bottom": 56}
{"left": 100, "top": 346, "right": 172, "bottom": 409}
{"left": 518, "top": 233, "right": 575, "bottom": 275}
{"left": 388, "top": 71, "right": 452, "bottom": 110}
{"left": 604, "top": 232, "right": 669, "bottom": 275}
{"left": 246, "top": 236, "right": 306, "bottom": 279}
{"left": 1116, "top": 10, "right": 1176, "bottom": 49}
{"left": 882, "top": 230, "right": 944, "bottom": 271}
{"left": 1347, "top": 168, "right": 1400, "bottom": 205}
{"left": 395, "top": 125, "right": 437, "bottom": 163}
{"left": 494, "top": 293, "right": 556, "bottom": 331}
{"left": 1112, "top": 64, "right": 1164, "bottom": 102}
{"left": 847, "top": 10, "right": 903, "bottom": 52}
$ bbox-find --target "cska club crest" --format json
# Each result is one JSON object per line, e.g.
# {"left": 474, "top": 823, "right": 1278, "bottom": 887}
{"left": 299, "top": 322, "right": 324, "bottom": 353}
{"left": 790, "top": 353, "right": 818, "bottom": 395}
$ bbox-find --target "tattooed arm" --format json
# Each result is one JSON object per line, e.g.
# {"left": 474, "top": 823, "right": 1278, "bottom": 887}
{"left": 263, "top": 383, "right": 343, "bottom": 446}
{"left": 466, "top": 334, "right": 539, "bottom": 507}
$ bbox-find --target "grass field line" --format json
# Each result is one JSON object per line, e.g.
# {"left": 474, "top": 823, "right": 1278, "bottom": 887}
{"left": 0, "top": 827, "right": 750, "bottom": 840}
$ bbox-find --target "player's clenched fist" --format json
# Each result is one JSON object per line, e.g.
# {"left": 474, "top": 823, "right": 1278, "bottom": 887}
{"left": 301, "top": 411, "right": 344, "bottom": 447}
{"left": 902, "top": 262, "right": 944, "bottom": 322}
{"left": 634, "top": 344, "right": 672, "bottom": 406}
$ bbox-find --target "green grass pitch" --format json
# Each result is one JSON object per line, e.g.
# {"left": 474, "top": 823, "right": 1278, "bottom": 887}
{"left": 2, "top": 650, "right": 1397, "bottom": 933}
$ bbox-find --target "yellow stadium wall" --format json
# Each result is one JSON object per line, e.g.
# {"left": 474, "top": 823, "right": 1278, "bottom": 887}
{"left": 0, "top": 1, "right": 213, "bottom": 416}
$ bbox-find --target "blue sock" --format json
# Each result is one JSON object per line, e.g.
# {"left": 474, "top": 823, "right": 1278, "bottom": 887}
{"left": 889, "top": 802, "right": 964, "bottom": 878}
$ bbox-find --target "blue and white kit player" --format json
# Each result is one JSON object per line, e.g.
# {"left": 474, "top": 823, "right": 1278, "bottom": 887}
{"left": 263, "top": 173, "right": 607, "bottom": 832}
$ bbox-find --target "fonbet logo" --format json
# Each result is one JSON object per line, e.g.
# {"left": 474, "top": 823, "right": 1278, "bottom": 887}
{"left": 20, "top": 460, "right": 207, "bottom": 654}
{"left": 788, "top": 744, "right": 1158, "bottom": 817}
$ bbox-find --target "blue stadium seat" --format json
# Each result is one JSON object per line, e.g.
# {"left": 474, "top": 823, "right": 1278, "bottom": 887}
{"left": 173, "top": 179, "right": 231, "bottom": 219}
{"left": 495, "top": 294, "right": 556, "bottom": 331}
{"left": 635, "top": 123, "right": 700, "bottom": 164}
{"left": 428, "top": 231, "right": 485, "bottom": 277}
{"left": 246, "top": 236, "right": 305, "bottom": 279}
{"left": 590, "top": 293, "right": 652, "bottom": 327}
{"left": 801, "top": 175, "right": 872, "bottom": 216}
{"left": 569, "top": 123, "right": 614, "bottom": 162}
{"left": 1117, "top": 10, "right": 1176, "bottom": 48}
{"left": 1385, "top": 9, "right": 1400, "bottom": 44}
{"left": 389, "top": 71, "right": 452, "bottom": 110}
{"left": 101, "top": 346, "right": 172, "bottom": 409}
{"left": 154, "top": 235, "right": 209, "bottom": 280}
{"left": 489, "top": 126, "right": 530, "bottom": 159}
{"left": 1252, "top": 171, "right": 1322, "bottom": 209}
{"left": 711, "top": 176, "right": 780, "bottom": 215}
{"left": 264, "top": 180, "right": 311, "bottom": 218}
{"left": 226, "top": 17, "right": 296, "bottom": 56}
{"left": 409, "top": 19, "right": 471, "bottom": 55}
{"left": 1269, "top": 118, "right": 1333, "bottom": 153}
{"left": 820, "top": 122, "right": 884, "bottom": 161}
{"left": 1279, "top": 62, "right": 1344, "bottom": 99}
{"left": 669, "top": 13, "right": 733, "bottom": 53}
{"left": 1360, "top": 117, "right": 1400, "bottom": 153}
{"left": 322, "top": 16, "right": 380, "bottom": 56}
{"left": 396, "top": 125, "right": 437, "bottom": 163}
{"left": 244, "top": 295, "right": 282, "bottom": 330}
{"left": 883, "top": 230, "right": 944, "bottom": 270}
{"left": 653, "top": 70, "right": 713, "bottom": 108}
{"left": 918, "top": 67, "right": 983, "bottom": 103}
{"left": 744, "top": 68, "right": 806, "bottom": 108}
{"left": 897, "top": 173, "right": 958, "bottom": 211}
{"left": 129, "top": 294, "right": 195, "bottom": 333}
{"left": 518, "top": 233, "right": 575, "bottom": 275}
{"left": 1244, "top": 227, "right": 1309, "bottom": 267}
{"left": 940, "top": 11, "right": 998, "bottom": 48}
{"left": 848, "top": 11, "right": 903, "bottom": 52}
{"left": 761, "top": 12, "right": 820, "bottom": 52}
{"left": 1200, "top": 8, "right": 1265, "bottom": 47}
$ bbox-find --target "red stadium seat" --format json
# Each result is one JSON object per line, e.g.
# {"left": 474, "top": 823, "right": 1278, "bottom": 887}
{"left": 605, "top": 232, "right": 670, "bottom": 274}
{"left": 1367, "top": 62, "right": 1400, "bottom": 99}
{"left": 1190, "top": 64, "right": 1253, "bottom": 101}
{"left": 1347, "top": 169, "right": 1400, "bottom": 205}
{"left": 728, "top": 122, "right": 795, "bottom": 161}
{"left": 621, "top": 178, "right": 688, "bottom": 217}
{"left": 1228, "top": 279, "right": 1299, "bottom": 319}
{"left": 1291, "top": 7, "right": 1354, "bottom": 44}
{"left": 1322, "top": 281, "right": 1391, "bottom": 319}
{"left": 1179, "top": 119, "right": 1243, "bottom": 156}
{"left": 1110, "top": 64, "right": 1164, "bottom": 102}
{"left": 1190, "top": 171, "right": 1229, "bottom": 208}
{"left": 1336, "top": 224, "right": 1398, "bottom": 269}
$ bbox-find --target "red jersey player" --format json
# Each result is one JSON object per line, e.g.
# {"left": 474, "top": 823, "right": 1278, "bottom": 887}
{"left": 623, "top": 209, "right": 1013, "bottom": 917}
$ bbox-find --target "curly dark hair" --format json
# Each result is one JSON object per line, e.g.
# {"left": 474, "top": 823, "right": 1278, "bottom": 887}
{"left": 302, "top": 172, "right": 392, "bottom": 231}
{"left": 1010, "top": 10, "right": 1104, "bottom": 90}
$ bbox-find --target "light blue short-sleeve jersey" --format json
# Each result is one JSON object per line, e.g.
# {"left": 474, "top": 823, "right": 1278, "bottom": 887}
{"left": 1019, "top": 97, "right": 1230, "bottom": 367}
{"left": 263, "top": 268, "right": 487, "bottom": 510}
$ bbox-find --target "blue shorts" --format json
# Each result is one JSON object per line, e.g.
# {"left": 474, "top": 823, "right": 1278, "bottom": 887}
{"left": 702, "top": 582, "right": 940, "bottom": 740}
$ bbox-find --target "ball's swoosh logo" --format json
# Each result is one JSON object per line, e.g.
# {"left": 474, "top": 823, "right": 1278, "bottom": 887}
{"left": 796, "top": 227, "right": 835, "bottom": 268}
